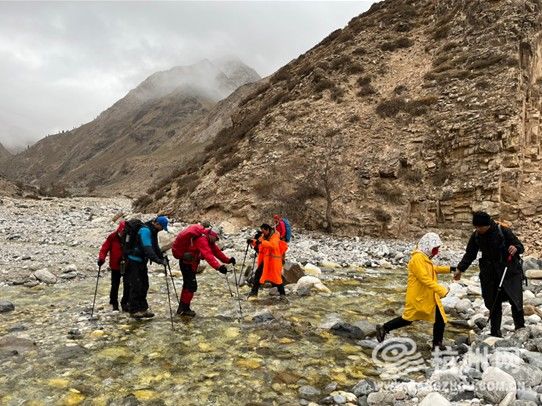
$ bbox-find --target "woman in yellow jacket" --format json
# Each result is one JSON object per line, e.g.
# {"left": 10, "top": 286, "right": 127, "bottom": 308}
{"left": 247, "top": 223, "right": 288, "bottom": 300}
{"left": 376, "top": 232, "right": 455, "bottom": 350}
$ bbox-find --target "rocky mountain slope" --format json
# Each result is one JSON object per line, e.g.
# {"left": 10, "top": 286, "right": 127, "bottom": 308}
{"left": 0, "top": 142, "right": 11, "bottom": 162}
{"left": 0, "top": 58, "right": 260, "bottom": 196}
{"left": 136, "top": 0, "right": 542, "bottom": 250}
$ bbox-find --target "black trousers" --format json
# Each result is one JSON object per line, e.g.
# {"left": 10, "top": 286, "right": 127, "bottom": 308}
{"left": 490, "top": 289, "right": 525, "bottom": 335}
{"left": 383, "top": 306, "right": 445, "bottom": 344}
{"left": 126, "top": 259, "right": 149, "bottom": 313}
{"left": 250, "top": 264, "right": 285, "bottom": 296}
{"left": 110, "top": 270, "right": 128, "bottom": 311}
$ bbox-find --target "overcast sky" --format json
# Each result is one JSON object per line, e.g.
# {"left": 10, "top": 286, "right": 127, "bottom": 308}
{"left": 0, "top": 1, "right": 375, "bottom": 151}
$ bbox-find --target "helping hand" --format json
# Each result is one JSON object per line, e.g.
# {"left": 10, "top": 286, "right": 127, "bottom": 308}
{"left": 508, "top": 245, "right": 518, "bottom": 256}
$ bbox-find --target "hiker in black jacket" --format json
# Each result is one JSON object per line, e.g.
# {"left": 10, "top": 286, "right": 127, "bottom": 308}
{"left": 454, "top": 211, "right": 525, "bottom": 337}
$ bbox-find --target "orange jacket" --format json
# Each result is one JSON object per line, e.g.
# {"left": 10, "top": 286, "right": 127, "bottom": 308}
{"left": 256, "top": 231, "right": 288, "bottom": 285}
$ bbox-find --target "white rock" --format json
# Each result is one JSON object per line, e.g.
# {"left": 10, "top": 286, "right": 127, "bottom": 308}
{"left": 526, "top": 269, "right": 542, "bottom": 279}
{"left": 419, "top": 392, "right": 450, "bottom": 406}
{"left": 33, "top": 268, "right": 57, "bottom": 284}
{"left": 524, "top": 290, "right": 535, "bottom": 299}
{"left": 295, "top": 275, "right": 331, "bottom": 294}
{"left": 455, "top": 298, "right": 473, "bottom": 313}
{"left": 448, "top": 283, "right": 468, "bottom": 298}
{"left": 304, "top": 263, "right": 322, "bottom": 276}
{"left": 65, "top": 264, "right": 77, "bottom": 272}
{"left": 475, "top": 367, "right": 516, "bottom": 404}
{"left": 441, "top": 295, "right": 459, "bottom": 312}
{"left": 527, "top": 314, "right": 542, "bottom": 324}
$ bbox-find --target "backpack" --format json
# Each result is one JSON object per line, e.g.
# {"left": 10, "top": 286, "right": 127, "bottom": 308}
{"left": 172, "top": 224, "right": 207, "bottom": 259}
{"left": 121, "top": 219, "right": 145, "bottom": 258}
{"left": 283, "top": 218, "right": 292, "bottom": 243}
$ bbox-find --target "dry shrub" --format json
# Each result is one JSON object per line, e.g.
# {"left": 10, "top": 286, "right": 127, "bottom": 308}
{"left": 374, "top": 179, "right": 403, "bottom": 204}
{"left": 376, "top": 98, "right": 406, "bottom": 117}
{"left": 358, "top": 84, "right": 376, "bottom": 96}
{"left": 380, "top": 37, "right": 414, "bottom": 52}
{"left": 374, "top": 208, "right": 392, "bottom": 224}
{"left": 215, "top": 156, "right": 243, "bottom": 176}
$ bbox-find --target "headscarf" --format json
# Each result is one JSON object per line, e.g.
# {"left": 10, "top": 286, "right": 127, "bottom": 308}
{"left": 416, "top": 232, "right": 442, "bottom": 257}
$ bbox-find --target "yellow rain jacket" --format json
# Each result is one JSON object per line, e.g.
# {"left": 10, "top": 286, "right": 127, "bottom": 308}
{"left": 402, "top": 251, "right": 450, "bottom": 323}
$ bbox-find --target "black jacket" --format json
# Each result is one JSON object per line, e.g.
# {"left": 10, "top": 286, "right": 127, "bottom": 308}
{"left": 457, "top": 221, "right": 524, "bottom": 309}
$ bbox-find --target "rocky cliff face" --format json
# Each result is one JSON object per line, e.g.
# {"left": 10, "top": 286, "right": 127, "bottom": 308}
{"left": 1, "top": 59, "right": 260, "bottom": 196}
{"left": 0, "top": 142, "right": 11, "bottom": 162}
{"left": 138, "top": 0, "right": 542, "bottom": 251}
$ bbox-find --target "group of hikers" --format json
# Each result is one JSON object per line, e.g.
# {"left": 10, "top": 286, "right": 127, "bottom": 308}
{"left": 97, "top": 214, "right": 291, "bottom": 319}
{"left": 97, "top": 210, "right": 527, "bottom": 349}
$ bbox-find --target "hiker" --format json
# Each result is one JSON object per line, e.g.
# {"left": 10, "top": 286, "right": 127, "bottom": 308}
{"left": 124, "top": 216, "right": 169, "bottom": 319}
{"left": 171, "top": 225, "right": 234, "bottom": 317}
{"left": 247, "top": 223, "right": 288, "bottom": 300}
{"left": 273, "top": 214, "right": 291, "bottom": 242}
{"left": 376, "top": 232, "right": 453, "bottom": 350}
{"left": 97, "top": 221, "right": 128, "bottom": 311}
{"left": 454, "top": 211, "right": 525, "bottom": 337}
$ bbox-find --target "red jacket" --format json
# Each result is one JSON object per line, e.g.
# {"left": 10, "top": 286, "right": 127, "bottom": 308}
{"left": 98, "top": 222, "right": 125, "bottom": 271}
{"left": 184, "top": 234, "right": 230, "bottom": 272}
{"left": 275, "top": 220, "right": 286, "bottom": 240}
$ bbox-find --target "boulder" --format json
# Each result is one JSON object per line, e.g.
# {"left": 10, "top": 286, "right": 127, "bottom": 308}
{"left": 352, "top": 379, "right": 376, "bottom": 397}
{"left": 419, "top": 392, "right": 451, "bottom": 406}
{"left": 0, "top": 300, "right": 15, "bottom": 313}
{"left": 525, "top": 270, "right": 542, "bottom": 279}
{"left": 303, "top": 263, "right": 322, "bottom": 277}
{"left": 295, "top": 276, "right": 331, "bottom": 294}
{"left": 33, "top": 269, "right": 57, "bottom": 284}
{"left": 475, "top": 367, "right": 516, "bottom": 404}
{"left": 329, "top": 322, "right": 365, "bottom": 339}
{"left": 282, "top": 262, "right": 305, "bottom": 284}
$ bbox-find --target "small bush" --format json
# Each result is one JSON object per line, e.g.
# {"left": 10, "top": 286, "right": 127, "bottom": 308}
{"left": 348, "top": 114, "right": 361, "bottom": 123}
{"left": 352, "top": 47, "right": 367, "bottom": 56}
{"left": 357, "top": 76, "right": 372, "bottom": 86}
{"left": 376, "top": 98, "right": 406, "bottom": 117}
{"left": 330, "top": 86, "right": 345, "bottom": 102}
{"left": 133, "top": 194, "right": 152, "bottom": 210}
{"left": 374, "top": 208, "right": 392, "bottom": 224}
{"left": 271, "top": 67, "right": 293, "bottom": 84}
{"left": 314, "top": 78, "right": 336, "bottom": 93}
{"left": 330, "top": 54, "right": 353, "bottom": 71}
{"left": 357, "top": 84, "right": 376, "bottom": 96}
{"left": 374, "top": 179, "right": 403, "bottom": 204}
{"left": 468, "top": 54, "right": 505, "bottom": 70}
{"left": 433, "top": 25, "right": 450, "bottom": 40}
{"left": 346, "top": 64, "right": 364, "bottom": 75}
{"left": 394, "top": 85, "right": 407, "bottom": 94}
{"left": 215, "top": 156, "right": 243, "bottom": 176}
{"left": 380, "top": 37, "right": 414, "bottom": 52}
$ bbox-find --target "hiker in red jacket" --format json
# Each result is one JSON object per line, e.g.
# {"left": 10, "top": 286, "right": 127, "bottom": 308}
{"left": 171, "top": 227, "right": 235, "bottom": 317}
{"left": 273, "top": 215, "right": 287, "bottom": 240}
{"left": 97, "top": 221, "right": 128, "bottom": 311}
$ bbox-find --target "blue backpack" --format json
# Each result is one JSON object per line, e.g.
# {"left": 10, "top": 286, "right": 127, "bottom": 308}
{"left": 283, "top": 218, "right": 292, "bottom": 242}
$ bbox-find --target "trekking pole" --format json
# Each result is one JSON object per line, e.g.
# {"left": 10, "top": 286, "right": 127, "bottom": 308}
{"left": 239, "top": 243, "right": 250, "bottom": 286}
{"left": 231, "top": 265, "right": 244, "bottom": 319}
{"left": 90, "top": 265, "right": 102, "bottom": 318}
{"left": 487, "top": 255, "right": 513, "bottom": 323}
{"left": 165, "top": 256, "right": 179, "bottom": 304}
{"left": 163, "top": 264, "right": 175, "bottom": 331}
{"left": 248, "top": 251, "right": 257, "bottom": 286}
{"left": 225, "top": 272, "right": 234, "bottom": 297}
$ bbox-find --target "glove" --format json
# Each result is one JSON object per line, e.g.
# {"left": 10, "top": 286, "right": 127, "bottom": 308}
{"left": 254, "top": 231, "right": 262, "bottom": 239}
{"left": 247, "top": 238, "right": 254, "bottom": 245}
{"left": 218, "top": 265, "right": 228, "bottom": 274}
{"left": 97, "top": 259, "right": 105, "bottom": 267}
{"left": 450, "top": 266, "right": 456, "bottom": 273}
{"left": 229, "top": 257, "right": 236, "bottom": 265}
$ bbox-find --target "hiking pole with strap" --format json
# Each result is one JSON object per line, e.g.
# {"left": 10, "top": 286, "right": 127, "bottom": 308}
{"left": 487, "top": 255, "right": 513, "bottom": 324}
{"left": 163, "top": 264, "right": 175, "bottom": 331}
{"left": 231, "top": 265, "right": 243, "bottom": 319}
{"left": 90, "top": 265, "right": 101, "bottom": 319}
{"left": 248, "top": 250, "right": 257, "bottom": 287}
{"left": 225, "top": 271, "right": 234, "bottom": 297}
{"left": 165, "top": 256, "right": 179, "bottom": 304}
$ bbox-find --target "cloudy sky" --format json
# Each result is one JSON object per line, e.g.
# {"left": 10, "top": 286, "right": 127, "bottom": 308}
{"left": 0, "top": 1, "right": 375, "bottom": 151}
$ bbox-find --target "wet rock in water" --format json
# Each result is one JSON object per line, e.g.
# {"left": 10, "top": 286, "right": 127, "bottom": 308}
{"left": 54, "top": 345, "right": 89, "bottom": 366}
{"left": 475, "top": 366, "right": 516, "bottom": 404}
{"left": 252, "top": 309, "right": 275, "bottom": 323}
{"left": 329, "top": 322, "right": 365, "bottom": 339}
{"left": 67, "top": 329, "right": 82, "bottom": 340}
{"left": 419, "top": 392, "right": 451, "bottom": 405}
{"left": 0, "top": 300, "right": 15, "bottom": 313}
{"left": 352, "top": 379, "right": 376, "bottom": 397}
{"left": 298, "top": 385, "right": 321, "bottom": 400}
{"left": 0, "top": 335, "right": 37, "bottom": 355}
{"left": 33, "top": 268, "right": 57, "bottom": 284}
{"left": 7, "top": 324, "right": 27, "bottom": 332}
{"left": 282, "top": 262, "right": 305, "bottom": 284}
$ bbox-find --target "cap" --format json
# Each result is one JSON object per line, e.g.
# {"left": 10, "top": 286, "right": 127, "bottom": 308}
{"left": 155, "top": 215, "right": 169, "bottom": 231}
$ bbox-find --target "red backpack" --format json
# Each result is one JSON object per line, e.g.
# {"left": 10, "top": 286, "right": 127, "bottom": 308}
{"left": 172, "top": 224, "right": 208, "bottom": 259}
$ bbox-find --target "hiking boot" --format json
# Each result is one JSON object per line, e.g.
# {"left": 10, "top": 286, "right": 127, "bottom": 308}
{"left": 490, "top": 330, "right": 503, "bottom": 338}
{"left": 176, "top": 303, "right": 196, "bottom": 317}
{"left": 376, "top": 324, "right": 387, "bottom": 343}
{"left": 111, "top": 303, "right": 119, "bottom": 311}
{"left": 130, "top": 310, "right": 154, "bottom": 319}
{"left": 432, "top": 341, "right": 446, "bottom": 351}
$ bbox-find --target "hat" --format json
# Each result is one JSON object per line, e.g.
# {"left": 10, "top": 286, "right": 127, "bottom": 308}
{"left": 155, "top": 215, "right": 169, "bottom": 231}
{"left": 472, "top": 211, "right": 491, "bottom": 227}
{"left": 417, "top": 232, "right": 442, "bottom": 257}
{"left": 200, "top": 220, "right": 211, "bottom": 228}
{"left": 273, "top": 214, "right": 280, "bottom": 220}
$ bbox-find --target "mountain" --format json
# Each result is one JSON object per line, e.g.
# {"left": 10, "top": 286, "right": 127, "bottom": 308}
{"left": 0, "top": 142, "right": 11, "bottom": 162}
{"left": 1, "top": 58, "right": 260, "bottom": 195}
{"left": 136, "top": 0, "right": 542, "bottom": 248}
